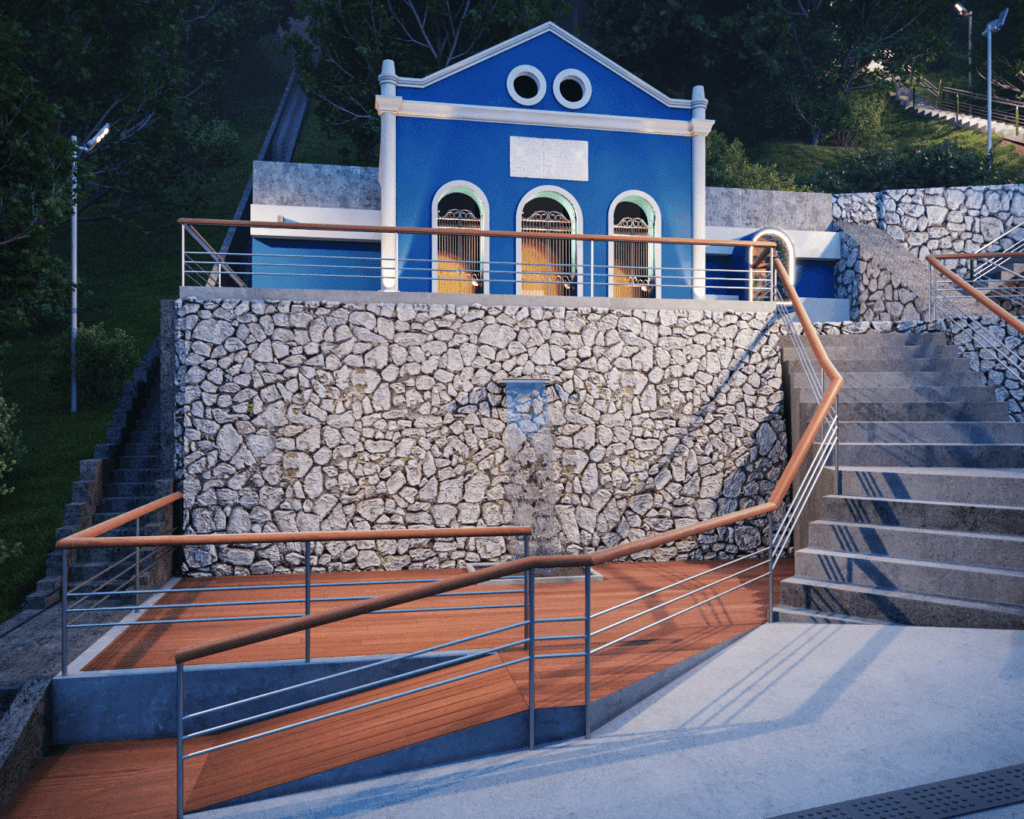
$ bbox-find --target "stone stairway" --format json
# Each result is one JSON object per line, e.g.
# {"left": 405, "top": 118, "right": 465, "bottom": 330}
{"left": 776, "top": 331, "right": 1024, "bottom": 628}
{"left": 893, "top": 83, "right": 1024, "bottom": 147}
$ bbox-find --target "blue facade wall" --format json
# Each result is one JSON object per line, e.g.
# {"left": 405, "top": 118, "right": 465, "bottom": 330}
{"left": 252, "top": 237, "right": 381, "bottom": 291}
{"left": 399, "top": 32, "right": 692, "bottom": 123}
{"left": 394, "top": 119, "right": 693, "bottom": 297}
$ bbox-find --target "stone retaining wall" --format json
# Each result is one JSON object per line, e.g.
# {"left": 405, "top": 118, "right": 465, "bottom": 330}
{"left": 834, "top": 222, "right": 931, "bottom": 323}
{"left": 176, "top": 299, "right": 787, "bottom": 576}
{"left": 833, "top": 184, "right": 1024, "bottom": 262}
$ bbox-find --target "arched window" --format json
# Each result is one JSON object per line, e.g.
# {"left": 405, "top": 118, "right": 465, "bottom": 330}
{"left": 432, "top": 182, "right": 489, "bottom": 294}
{"left": 747, "top": 228, "right": 795, "bottom": 301}
{"left": 516, "top": 188, "right": 582, "bottom": 297}
{"left": 608, "top": 192, "right": 661, "bottom": 299}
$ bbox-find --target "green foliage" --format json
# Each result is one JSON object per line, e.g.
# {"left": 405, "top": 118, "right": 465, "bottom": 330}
{"left": 706, "top": 131, "right": 804, "bottom": 191}
{"left": 285, "top": 0, "right": 572, "bottom": 165}
{"left": 830, "top": 90, "right": 888, "bottom": 147}
{"left": 805, "top": 141, "right": 1007, "bottom": 193}
{"left": 47, "top": 323, "right": 141, "bottom": 406}
{"left": 0, "top": 539, "right": 23, "bottom": 569}
{"left": 0, "top": 376, "right": 24, "bottom": 498}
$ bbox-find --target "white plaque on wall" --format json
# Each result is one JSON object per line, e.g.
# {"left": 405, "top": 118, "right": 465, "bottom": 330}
{"left": 509, "top": 136, "right": 589, "bottom": 182}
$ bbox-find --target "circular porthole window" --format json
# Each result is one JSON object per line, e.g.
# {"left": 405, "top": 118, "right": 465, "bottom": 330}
{"left": 506, "top": 65, "right": 546, "bottom": 106}
{"left": 553, "top": 69, "right": 592, "bottom": 110}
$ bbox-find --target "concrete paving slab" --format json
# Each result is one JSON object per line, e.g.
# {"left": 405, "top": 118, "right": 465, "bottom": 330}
{"left": 195, "top": 624, "right": 1024, "bottom": 819}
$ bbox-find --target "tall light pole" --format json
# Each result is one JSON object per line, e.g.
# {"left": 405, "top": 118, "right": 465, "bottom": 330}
{"left": 984, "top": 8, "right": 1009, "bottom": 158}
{"left": 955, "top": 3, "right": 973, "bottom": 90}
{"left": 70, "top": 122, "right": 110, "bottom": 413}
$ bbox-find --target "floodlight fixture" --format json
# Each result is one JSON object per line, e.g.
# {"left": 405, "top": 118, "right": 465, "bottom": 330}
{"left": 70, "top": 122, "right": 111, "bottom": 413}
{"left": 984, "top": 9, "right": 1009, "bottom": 158}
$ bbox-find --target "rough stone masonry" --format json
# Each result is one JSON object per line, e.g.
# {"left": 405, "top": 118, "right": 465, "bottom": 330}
{"left": 176, "top": 300, "right": 788, "bottom": 576}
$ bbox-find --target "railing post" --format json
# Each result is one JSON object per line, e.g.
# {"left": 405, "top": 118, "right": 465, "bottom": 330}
{"left": 61, "top": 549, "right": 68, "bottom": 676}
{"left": 584, "top": 565, "right": 592, "bottom": 739}
{"left": 528, "top": 563, "right": 535, "bottom": 752}
{"left": 136, "top": 517, "right": 141, "bottom": 610}
{"left": 834, "top": 394, "right": 841, "bottom": 495}
{"left": 305, "top": 540, "right": 311, "bottom": 662}
{"left": 767, "top": 510, "right": 774, "bottom": 623}
{"left": 523, "top": 534, "right": 530, "bottom": 643}
{"left": 590, "top": 239, "right": 595, "bottom": 298}
{"left": 181, "top": 224, "right": 186, "bottom": 287}
{"left": 177, "top": 661, "right": 185, "bottom": 819}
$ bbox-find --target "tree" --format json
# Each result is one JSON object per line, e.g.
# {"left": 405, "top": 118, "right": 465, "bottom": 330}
{"left": 750, "top": 0, "right": 948, "bottom": 145}
{"left": 285, "top": 0, "right": 572, "bottom": 165}
{"left": 0, "top": 0, "right": 284, "bottom": 330}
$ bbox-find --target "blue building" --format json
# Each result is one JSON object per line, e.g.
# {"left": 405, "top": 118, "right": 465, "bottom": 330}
{"left": 253, "top": 22, "right": 714, "bottom": 299}
{"left": 249, "top": 22, "right": 843, "bottom": 312}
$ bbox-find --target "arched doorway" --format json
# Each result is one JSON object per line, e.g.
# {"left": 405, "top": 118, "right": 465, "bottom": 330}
{"left": 518, "top": 194, "right": 579, "bottom": 297}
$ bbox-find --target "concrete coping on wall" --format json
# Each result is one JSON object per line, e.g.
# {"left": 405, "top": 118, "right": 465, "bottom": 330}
{"left": 178, "top": 286, "right": 777, "bottom": 314}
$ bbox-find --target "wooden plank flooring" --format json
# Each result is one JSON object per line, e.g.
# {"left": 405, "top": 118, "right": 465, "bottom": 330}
{"left": 3, "top": 559, "right": 792, "bottom": 818}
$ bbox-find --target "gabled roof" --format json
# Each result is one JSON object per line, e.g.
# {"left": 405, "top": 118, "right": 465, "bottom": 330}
{"left": 393, "top": 22, "right": 694, "bottom": 110}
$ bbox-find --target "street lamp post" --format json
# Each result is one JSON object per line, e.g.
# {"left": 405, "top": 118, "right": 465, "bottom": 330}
{"left": 955, "top": 3, "right": 973, "bottom": 91}
{"left": 70, "top": 123, "right": 110, "bottom": 414}
{"left": 984, "top": 8, "right": 1009, "bottom": 159}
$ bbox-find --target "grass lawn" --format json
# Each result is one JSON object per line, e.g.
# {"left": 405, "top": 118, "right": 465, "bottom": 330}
{"left": 0, "top": 35, "right": 292, "bottom": 623}
{"left": 750, "top": 95, "right": 1024, "bottom": 187}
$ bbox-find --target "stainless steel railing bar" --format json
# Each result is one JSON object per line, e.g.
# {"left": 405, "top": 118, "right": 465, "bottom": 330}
{"left": 533, "top": 634, "right": 586, "bottom": 642}
{"left": 533, "top": 652, "right": 586, "bottom": 660}
{"left": 532, "top": 616, "right": 585, "bottom": 624}
{"left": 593, "top": 555, "right": 770, "bottom": 638}
{"left": 66, "top": 556, "right": 139, "bottom": 596}
{"left": 593, "top": 569, "right": 772, "bottom": 654}
{"left": 780, "top": 310, "right": 824, "bottom": 403}
{"left": 182, "top": 654, "right": 531, "bottom": 759}
{"left": 185, "top": 636, "right": 529, "bottom": 739}
{"left": 771, "top": 420, "right": 838, "bottom": 564}
{"left": 593, "top": 548, "right": 770, "bottom": 620}
{"left": 184, "top": 620, "right": 530, "bottom": 721}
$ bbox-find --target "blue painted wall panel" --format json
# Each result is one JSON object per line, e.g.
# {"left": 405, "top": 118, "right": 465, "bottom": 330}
{"left": 395, "top": 117, "right": 693, "bottom": 296}
{"left": 253, "top": 237, "right": 381, "bottom": 291}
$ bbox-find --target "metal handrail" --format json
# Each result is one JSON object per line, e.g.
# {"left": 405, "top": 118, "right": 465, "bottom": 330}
{"left": 926, "top": 253, "right": 1024, "bottom": 336}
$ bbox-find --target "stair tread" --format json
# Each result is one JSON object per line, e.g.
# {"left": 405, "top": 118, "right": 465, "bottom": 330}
{"left": 811, "top": 518, "right": 1024, "bottom": 543}
{"left": 797, "top": 545, "right": 1024, "bottom": 576}
{"left": 780, "top": 575, "right": 1024, "bottom": 613}
{"left": 823, "top": 494, "right": 1024, "bottom": 512}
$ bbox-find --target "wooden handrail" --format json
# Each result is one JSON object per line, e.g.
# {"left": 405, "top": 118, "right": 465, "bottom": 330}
{"left": 55, "top": 492, "right": 184, "bottom": 548}
{"left": 925, "top": 253, "right": 1024, "bottom": 336}
{"left": 179, "top": 217, "right": 777, "bottom": 249}
{"left": 172, "top": 249, "right": 844, "bottom": 666}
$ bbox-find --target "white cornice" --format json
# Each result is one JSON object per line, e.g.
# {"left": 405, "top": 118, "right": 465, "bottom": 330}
{"left": 391, "top": 22, "right": 695, "bottom": 110}
{"left": 375, "top": 96, "right": 715, "bottom": 138}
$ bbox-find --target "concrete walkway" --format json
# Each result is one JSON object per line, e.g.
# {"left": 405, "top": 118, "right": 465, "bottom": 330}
{"left": 198, "top": 623, "right": 1024, "bottom": 819}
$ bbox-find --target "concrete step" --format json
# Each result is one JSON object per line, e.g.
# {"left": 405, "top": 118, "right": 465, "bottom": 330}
{"left": 790, "top": 371, "right": 983, "bottom": 390}
{"left": 784, "top": 355, "right": 967, "bottom": 373}
{"left": 782, "top": 333, "right": 950, "bottom": 350}
{"left": 103, "top": 482, "right": 159, "bottom": 499}
{"left": 800, "top": 400, "right": 1008, "bottom": 423}
{"left": 123, "top": 442, "right": 160, "bottom": 457}
{"left": 833, "top": 442, "right": 1024, "bottom": 468}
{"left": 117, "top": 454, "right": 160, "bottom": 469}
{"left": 793, "top": 385, "right": 998, "bottom": 404}
{"left": 778, "top": 576, "right": 1024, "bottom": 628}
{"left": 97, "top": 496, "right": 158, "bottom": 515}
{"left": 820, "top": 493, "right": 1024, "bottom": 534}
{"left": 111, "top": 468, "right": 161, "bottom": 483}
{"left": 838, "top": 421, "right": 1024, "bottom": 444}
{"left": 808, "top": 520, "right": 1024, "bottom": 570}
{"left": 772, "top": 605, "right": 897, "bottom": 625}
{"left": 829, "top": 465, "right": 1024, "bottom": 504}
{"left": 792, "top": 548, "right": 1024, "bottom": 606}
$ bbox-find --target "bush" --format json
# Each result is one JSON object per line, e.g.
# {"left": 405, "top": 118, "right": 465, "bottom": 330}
{"left": 706, "top": 131, "right": 805, "bottom": 191}
{"left": 0, "top": 539, "right": 24, "bottom": 568}
{"left": 829, "top": 90, "right": 887, "bottom": 147}
{"left": 805, "top": 141, "right": 1006, "bottom": 193}
{"left": 0, "top": 377, "right": 24, "bottom": 497}
{"left": 47, "top": 322, "right": 140, "bottom": 405}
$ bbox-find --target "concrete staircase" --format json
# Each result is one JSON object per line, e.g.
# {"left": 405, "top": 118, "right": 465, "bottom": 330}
{"left": 893, "top": 83, "right": 1024, "bottom": 147}
{"left": 776, "top": 331, "right": 1024, "bottom": 628}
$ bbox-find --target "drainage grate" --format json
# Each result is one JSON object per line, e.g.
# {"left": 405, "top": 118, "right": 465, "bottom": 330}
{"left": 769, "top": 763, "right": 1024, "bottom": 819}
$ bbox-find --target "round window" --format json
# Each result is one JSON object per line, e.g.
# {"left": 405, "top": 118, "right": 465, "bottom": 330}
{"left": 506, "top": 65, "right": 546, "bottom": 107}
{"left": 553, "top": 69, "right": 592, "bottom": 110}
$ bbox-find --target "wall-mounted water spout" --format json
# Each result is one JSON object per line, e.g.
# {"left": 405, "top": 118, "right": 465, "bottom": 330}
{"left": 504, "top": 378, "right": 558, "bottom": 563}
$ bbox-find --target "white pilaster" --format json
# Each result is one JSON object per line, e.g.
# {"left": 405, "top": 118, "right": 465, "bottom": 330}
{"left": 377, "top": 60, "right": 399, "bottom": 291}
{"left": 691, "top": 85, "right": 708, "bottom": 300}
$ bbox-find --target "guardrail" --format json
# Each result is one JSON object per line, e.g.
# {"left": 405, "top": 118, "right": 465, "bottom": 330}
{"left": 179, "top": 218, "right": 778, "bottom": 302}
{"left": 926, "top": 251, "right": 1024, "bottom": 421}
{"left": 916, "top": 77, "right": 1024, "bottom": 135}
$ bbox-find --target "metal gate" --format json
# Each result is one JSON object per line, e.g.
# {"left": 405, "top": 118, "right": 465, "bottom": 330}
{"left": 436, "top": 209, "right": 483, "bottom": 294}
{"left": 521, "top": 210, "right": 576, "bottom": 297}
{"left": 612, "top": 216, "right": 655, "bottom": 298}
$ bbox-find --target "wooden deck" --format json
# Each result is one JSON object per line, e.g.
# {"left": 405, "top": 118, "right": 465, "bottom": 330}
{"left": 3, "top": 559, "right": 792, "bottom": 818}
